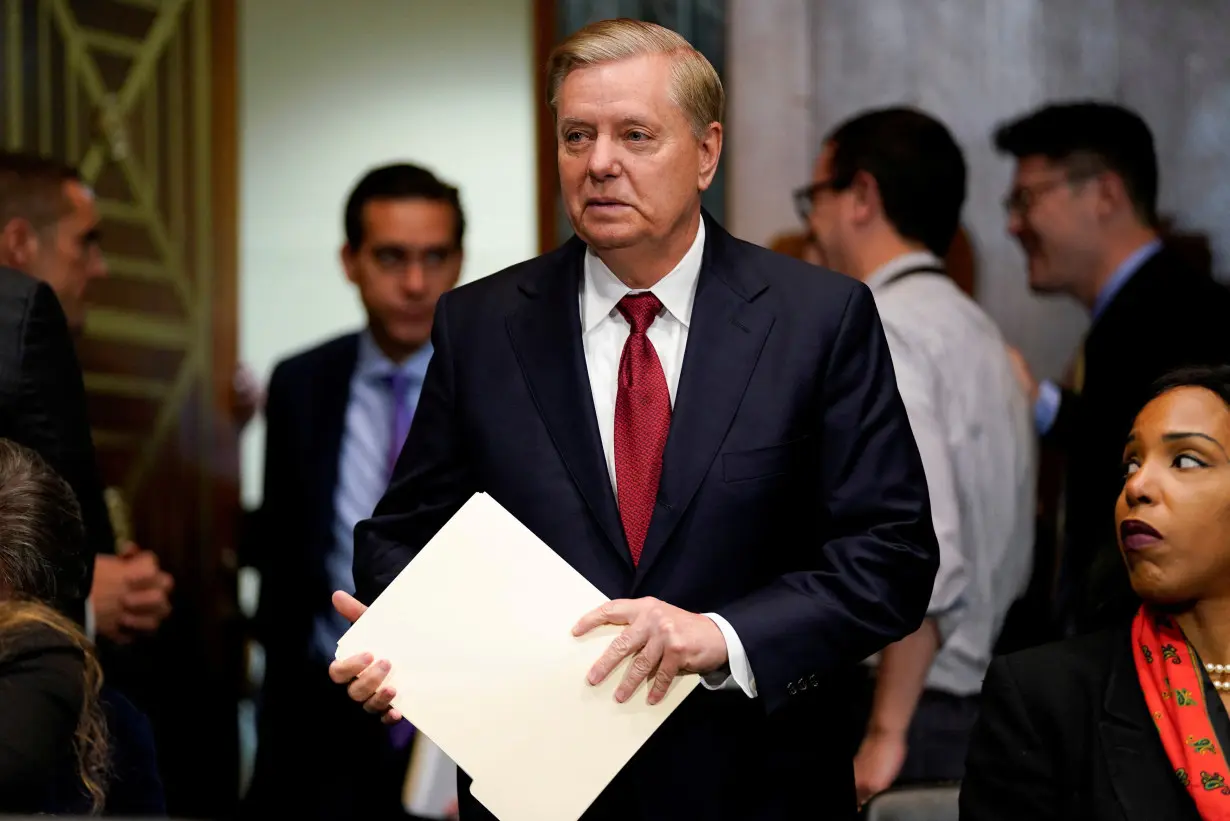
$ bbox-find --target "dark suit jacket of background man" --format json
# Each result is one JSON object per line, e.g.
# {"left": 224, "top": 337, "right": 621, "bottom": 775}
{"left": 353, "top": 214, "right": 940, "bottom": 821}
{"left": 1050, "top": 248, "right": 1230, "bottom": 633}
{"left": 0, "top": 266, "right": 113, "bottom": 621}
{"left": 242, "top": 333, "right": 415, "bottom": 820}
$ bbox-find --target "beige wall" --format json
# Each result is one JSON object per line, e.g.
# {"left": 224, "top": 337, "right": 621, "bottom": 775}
{"left": 728, "top": 0, "right": 1230, "bottom": 382}
{"left": 238, "top": 0, "right": 537, "bottom": 505}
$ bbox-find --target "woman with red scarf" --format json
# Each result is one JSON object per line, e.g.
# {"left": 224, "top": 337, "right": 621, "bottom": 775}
{"left": 962, "top": 364, "right": 1230, "bottom": 821}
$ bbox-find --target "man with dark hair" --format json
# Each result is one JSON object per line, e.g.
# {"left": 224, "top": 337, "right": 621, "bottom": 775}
{"left": 243, "top": 162, "right": 464, "bottom": 820}
{"left": 0, "top": 151, "right": 172, "bottom": 638}
{"left": 800, "top": 106, "right": 1035, "bottom": 801}
{"left": 994, "top": 100, "right": 1230, "bottom": 635}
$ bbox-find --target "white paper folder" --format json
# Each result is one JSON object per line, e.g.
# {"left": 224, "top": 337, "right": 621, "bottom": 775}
{"left": 336, "top": 492, "right": 700, "bottom": 821}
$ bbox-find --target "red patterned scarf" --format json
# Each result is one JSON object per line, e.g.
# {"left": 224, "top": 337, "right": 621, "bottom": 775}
{"left": 1134, "top": 605, "right": 1230, "bottom": 817}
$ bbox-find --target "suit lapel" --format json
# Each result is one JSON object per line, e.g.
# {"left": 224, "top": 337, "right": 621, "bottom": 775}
{"left": 634, "top": 218, "right": 773, "bottom": 582}
{"left": 1101, "top": 631, "right": 1200, "bottom": 821}
{"left": 505, "top": 239, "right": 631, "bottom": 567}
{"left": 314, "top": 335, "right": 359, "bottom": 527}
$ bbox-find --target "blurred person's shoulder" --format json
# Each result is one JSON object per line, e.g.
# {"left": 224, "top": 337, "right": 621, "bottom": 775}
{"left": 270, "top": 332, "right": 362, "bottom": 386}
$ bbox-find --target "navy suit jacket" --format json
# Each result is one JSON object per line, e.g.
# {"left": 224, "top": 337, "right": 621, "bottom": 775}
{"left": 354, "top": 215, "right": 939, "bottom": 820}
{"left": 249, "top": 333, "right": 360, "bottom": 674}
{"left": 0, "top": 267, "right": 111, "bottom": 622}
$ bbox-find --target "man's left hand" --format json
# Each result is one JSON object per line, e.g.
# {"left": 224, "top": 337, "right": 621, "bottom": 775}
{"left": 854, "top": 728, "right": 908, "bottom": 806}
{"left": 572, "top": 597, "right": 727, "bottom": 705}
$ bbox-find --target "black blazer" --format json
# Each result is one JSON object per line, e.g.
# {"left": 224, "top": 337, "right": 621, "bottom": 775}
{"left": 0, "top": 622, "right": 84, "bottom": 815}
{"left": 0, "top": 268, "right": 113, "bottom": 620}
{"left": 1052, "top": 249, "right": 1230, "bottom": 631}
{"left": 961, "top": 624, "right": 1202, "bottom": 820}
{"left": 354, "top": 215, "right": 940, "bottom": 820}
{"left": 249, "top": 333, "right": 360, "bottom": 673}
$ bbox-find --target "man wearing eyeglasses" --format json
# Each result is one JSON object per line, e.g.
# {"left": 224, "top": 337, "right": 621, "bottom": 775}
{"left": 798, "top": 107, "right": 1036, "bottom": 806}
{"left": 993, "top": 101, "right": 1230, "bottom": 636}
{"left": 243, "top": 162, "right": 464, "bottom": 820}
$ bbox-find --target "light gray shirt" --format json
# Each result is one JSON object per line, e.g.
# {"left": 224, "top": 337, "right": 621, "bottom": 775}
{"left": 866, "top": 252, "right": 1036, "bottom": 696}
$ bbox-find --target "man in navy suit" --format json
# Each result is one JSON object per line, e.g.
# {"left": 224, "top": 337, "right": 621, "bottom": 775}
{"left": 243, "top": 163, "right": 464, "bottom": 820}
{"left": 330, "top": 19, "right": 938, "bottom": 821}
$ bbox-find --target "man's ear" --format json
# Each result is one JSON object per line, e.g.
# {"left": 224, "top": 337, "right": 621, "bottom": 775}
{"left": 0, "top": 218, "right": 39, "bottom": 269}
{"left": 850, "top": 170, "right": 882, "bottom": 224}
{"left": 340, "top": 243, "right": 359, "bottom": 285}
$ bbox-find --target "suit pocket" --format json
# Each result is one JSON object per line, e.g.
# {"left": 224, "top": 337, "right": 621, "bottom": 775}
{"left": 722, "top": 438, "right": 809, "bottom": 483}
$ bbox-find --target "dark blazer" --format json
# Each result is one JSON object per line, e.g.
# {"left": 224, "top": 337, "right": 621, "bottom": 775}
{"left": 249, "top": 332, "right": 360, "bottom": 670}
{"left": 961, "top": 624, "right": 1202, "bottom": 820}
{"left": 0, "top": 268, "right": 113, "bottom": 621}
{"left": 354, "top": 215, "right": 940, "bottom": 820}
{"left": 0, "top": 622, "right": 84, "bottom": 815}
{"left": 1051, "top": 249, "right": 1230, "bottom": 632}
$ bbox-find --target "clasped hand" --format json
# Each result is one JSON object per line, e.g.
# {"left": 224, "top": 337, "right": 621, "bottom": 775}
{"left": 327, "top": 592, "right": 728, "bottom": 720}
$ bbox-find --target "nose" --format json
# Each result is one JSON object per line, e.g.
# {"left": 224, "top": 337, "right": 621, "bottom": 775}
{"left": 1006, "top": 209, "right": 1026, "bottom": 237}
{"left": 1123, "top": 462, "right": 1157, "bottom": 508}
{"left": 400, "top": 264, "right": 427, "bottom": 296}
{"left": 586, "top": 133, "right": 620, "bottom": 181}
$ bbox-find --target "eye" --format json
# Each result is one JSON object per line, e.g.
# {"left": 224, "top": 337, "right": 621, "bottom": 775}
{"left": 564, "top": 130, "right": 585, "bottom": 143}
{"left": 1123, "top": 459, "right": 1140, "bottom": 478}
{"left": 1175, "top": 454, "right": 1208, "bottom": 470}
{"left": 627, "top": 130, "right": 648, "bottom": 142}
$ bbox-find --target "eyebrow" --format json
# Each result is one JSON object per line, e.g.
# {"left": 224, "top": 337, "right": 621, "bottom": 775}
{"left": 1163, "top": 431, "right": 1229, "bottom": 458}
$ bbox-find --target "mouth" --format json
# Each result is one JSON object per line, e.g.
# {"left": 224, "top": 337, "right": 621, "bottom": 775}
{"left": 586, "top": 198, "right": 631, "bottom": 209}
{"left": 1120, "top": 519, "right": 1163, "bottom": 551}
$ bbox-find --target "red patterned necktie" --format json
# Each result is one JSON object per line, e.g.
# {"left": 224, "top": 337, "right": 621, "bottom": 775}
{"left": 614, "top": 292, "right": 672, "bottom": 564}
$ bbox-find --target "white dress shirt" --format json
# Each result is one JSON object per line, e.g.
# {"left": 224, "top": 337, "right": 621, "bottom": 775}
{"left": 578, "top": 218, "right": 757, "bottom": 698}
{"left": 864, "top": 252, "right": 1036, "bottom": 695}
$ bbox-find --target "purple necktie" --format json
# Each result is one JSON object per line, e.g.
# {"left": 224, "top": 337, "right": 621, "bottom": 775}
{"left": 385, "top": 370, "right": 417, "bottom": 750}
{"left": 386, "top": 371, "right": 415, "bottom": 480}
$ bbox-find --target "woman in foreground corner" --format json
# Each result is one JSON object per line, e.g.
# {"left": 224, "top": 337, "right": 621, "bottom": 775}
{"left": 961, "top": 365, "right": 1230, "bottom": 821}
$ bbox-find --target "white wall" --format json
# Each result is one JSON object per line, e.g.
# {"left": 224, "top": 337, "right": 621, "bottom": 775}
{"left": 238, "top": 0, "right": 537, "bottom": 505}
{"left": 727, "top": 0, "right": 1230, "bottom": 385}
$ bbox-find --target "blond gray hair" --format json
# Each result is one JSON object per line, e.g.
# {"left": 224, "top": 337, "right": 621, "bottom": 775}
{"left": 547, "top": 18, "right": 724, "bottom": 139}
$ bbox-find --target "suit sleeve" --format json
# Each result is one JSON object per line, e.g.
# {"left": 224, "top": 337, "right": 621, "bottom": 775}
{"left": 16, "top": 283, "right": 113, "bottom": 613}
{"left": 959, "top": 656, "right": 1059, "bottom": 820}
{"left": 718, "top": 284, "right": 939, "bottom": 713}
{"left": 353, "top": 293, "right": 476, "bottom": 604}
{"left": 0, "top": 630, "right": 85, "bottom": 808}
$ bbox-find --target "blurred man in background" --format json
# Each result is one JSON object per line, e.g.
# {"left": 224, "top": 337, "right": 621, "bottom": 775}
{"left": 0, "top": 151, "right": 173, "bottom": 640}
{"left": 803, "top": 107, "right": 1035, "bottom": 801}
{"left": 243, "top": 162, "right": 464, "bottom": 820}
{"left": 995, "top": 102, "right": 1230, "bottom": 635}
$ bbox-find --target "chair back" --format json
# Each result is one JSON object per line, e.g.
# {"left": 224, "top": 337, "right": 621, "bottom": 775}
{"left": 863, "top": 783, "right": 960, "bottom": 821}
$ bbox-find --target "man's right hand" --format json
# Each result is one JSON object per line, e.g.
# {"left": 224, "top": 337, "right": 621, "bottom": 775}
{"left": 327, "top": 591, "right": 402, "bottom": 725}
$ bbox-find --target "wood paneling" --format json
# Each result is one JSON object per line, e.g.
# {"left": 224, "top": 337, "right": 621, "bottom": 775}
{"left": 0, "top": 1, "right": 241, "bottom": 816}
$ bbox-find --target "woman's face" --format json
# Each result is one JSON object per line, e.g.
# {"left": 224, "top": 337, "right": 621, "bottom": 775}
{"left": 1117, "top": 386, "right": 1230, "bottom": 604}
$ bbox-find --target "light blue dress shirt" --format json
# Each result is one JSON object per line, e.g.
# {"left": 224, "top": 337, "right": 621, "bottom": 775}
{"left": 1034, "top": 239, "right": 1163, "bottom": 433}
{"left": 312, "top": 331, "right": 433, "bottom": 661}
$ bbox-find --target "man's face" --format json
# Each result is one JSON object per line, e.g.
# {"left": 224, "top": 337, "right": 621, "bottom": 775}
{"left": 1005, "top": 155, "right": 1101, "bottom": 295}
{"left": 555, "top": 53, "right": 720, "bottom": 252}
{"left": 342, "top": 197, "right": 461, "bottom": 357}
{"left": 806, "top": 143, "right": 856, "bottom": 277}
{"left": 28, "top": 181, "right": 106, "bottom": 331}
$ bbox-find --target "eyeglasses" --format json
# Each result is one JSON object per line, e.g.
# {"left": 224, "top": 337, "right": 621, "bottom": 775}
{"left": 1002, "top": 172, "right": 1096, "bottom": 217}
{"left": 792, "top": 179, "right": 838, "bottom": 223}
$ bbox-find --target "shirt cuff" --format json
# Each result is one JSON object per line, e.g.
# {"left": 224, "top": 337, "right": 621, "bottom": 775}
{"left": 700, "top": 612, "right": 758, "bottom": 698}
{"left": 1035, "top": 380, "right": 1061, "bottom": 435}
{"left": 84, "top": 594, "right": 96, "bottom": 642}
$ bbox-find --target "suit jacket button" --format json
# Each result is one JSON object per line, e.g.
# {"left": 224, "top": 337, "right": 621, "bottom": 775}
{"left": 809, "top": 673, "right": 819, "bottom": 688}
{"left": 787, "top": 683, "right": 797, "bottom": 696}
{"left": 797, "top": 676, "right": 808, "bottom": 691}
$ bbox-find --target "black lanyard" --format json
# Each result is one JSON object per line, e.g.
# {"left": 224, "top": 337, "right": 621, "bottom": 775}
{"left": 878, "top": 265, "right": 947, "bottom": 289}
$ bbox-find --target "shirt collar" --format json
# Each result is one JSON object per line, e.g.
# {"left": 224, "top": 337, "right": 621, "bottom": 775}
{"left": 864, "top": 250, "right": 945, "bottom": 292}
{"left": 1091, "top": 239, "right": 1162, "bottom": 322}
{"left": 355, "top": 329, "right": 434, "bottom": 382}
{"left": 581, "top": 217, "right": 706, "bottom": 333}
